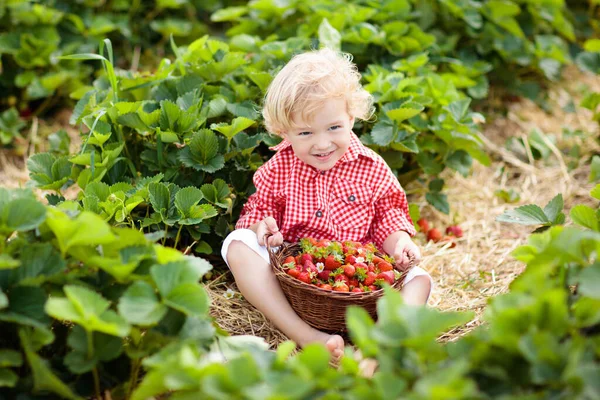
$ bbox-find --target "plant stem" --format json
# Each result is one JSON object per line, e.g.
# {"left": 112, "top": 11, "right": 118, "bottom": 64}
{"left": 87, "top": 330, "right": 102, "bottom": 400}
{"left": 174, "top": 224, "right": 184, "bottom": 250}
{"left": 126, "top": 359, "right": 141, "bottom": 400}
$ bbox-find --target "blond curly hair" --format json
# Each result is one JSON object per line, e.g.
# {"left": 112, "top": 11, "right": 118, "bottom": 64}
{"left": 262, "top": 48, "right": 374, "bottom": 135}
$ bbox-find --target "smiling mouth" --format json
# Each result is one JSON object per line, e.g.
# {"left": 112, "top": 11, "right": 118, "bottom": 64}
{"left": 314, "top": 151, "right": 334, "bottom": 158}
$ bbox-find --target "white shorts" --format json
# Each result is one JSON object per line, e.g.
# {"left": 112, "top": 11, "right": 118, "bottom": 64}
{"left": 221, "top": 229, "right": 433, "bottom": 300}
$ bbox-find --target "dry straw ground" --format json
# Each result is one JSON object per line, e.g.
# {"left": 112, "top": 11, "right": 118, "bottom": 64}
{"left": 1, "top": 67, "right": 598, "bottom": 349}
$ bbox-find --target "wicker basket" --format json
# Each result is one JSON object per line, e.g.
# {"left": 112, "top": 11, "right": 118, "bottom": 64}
{"left": 267, "top": 240, "right": 407, "bottom": 333}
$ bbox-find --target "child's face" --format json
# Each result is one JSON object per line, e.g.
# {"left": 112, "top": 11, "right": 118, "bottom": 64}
{"left": 282, "top": 97, "right": 355, "bottom": 171}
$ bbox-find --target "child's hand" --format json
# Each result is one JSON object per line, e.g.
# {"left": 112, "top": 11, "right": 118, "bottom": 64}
{"left": 392, "top": 233, "right": 421, "bottom": 271}
{"left": 256, "top": 216, "right": 284, "bottom": 247}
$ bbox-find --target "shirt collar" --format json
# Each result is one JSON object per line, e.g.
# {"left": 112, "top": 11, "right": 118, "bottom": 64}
{"left": 268, "top": 131, "right": 372, "bottom": 164}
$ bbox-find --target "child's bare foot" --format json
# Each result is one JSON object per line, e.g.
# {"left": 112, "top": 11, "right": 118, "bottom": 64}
{"left": 300, "top": 332, "right": 345, "bottom": 361}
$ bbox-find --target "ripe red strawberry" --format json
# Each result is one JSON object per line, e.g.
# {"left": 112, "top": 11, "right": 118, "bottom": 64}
{"left": 371, "top": 255, "right": 384, "bottom": 265}
{"left": 368, "top": 285, "right": 378, "bottom": 291}
{"left": 346, "top": 255, "right": 357, "bottom": 265}
{"left": 417, "top": 218, "right": 429, "bottom": 233}
{"left": 367, "top": 264, "right": 376, "bottom": 273}
{"left": 354, "top": 262, "right": 368, "bottom": 270}
{"left": 348, "top": 278, "right": 359, "bottom": 288}
{"left": 304, "top": 260, "right": 317, "bottom": 272}
{"left": 333, "top": 282, "right": 349, "bottom": 292}
{"left": 301, "top": 254, "right": 313, "bottom": 264}
{"left": 427, "top": 228, "right": 443, "bottom": 242}
{"left": 334, "top": 274, "right": 349, "bottom": 284}
{"left": 297, "top": 272, "right": 311, "bottom": 284}
{"left": 287, "top": 268, "right": 300, "bottom": 278}
{"left": 284, "top": 256, "right": 296, "bottom": 265}
{"left": 376, "top": 271, "right": 395, "bottom": 285}
{"left": 324, "top": 255, "right": 341, "bottom": 270}
{"left": 446, "top": 225, "right": 463, "bottom": 238}
{"left": 319, "top": 283, "right": 332, "bottom": 291}
{"left": 378, "top": 261, "right": 393, "bottom": 272}
{"left": 317, "top": 269, "right": 331, "bottom": 281}
{"left": 364, "top": 271, "right": 376, "bottom": 286}
{"left": 343, "top": 264, "right": 355, "bottom": 277}
{"left": 351, "top": 287, "right": 363, "bottom": 293}
{"left": 316, "top": 239, "right": 331, "bottom": 248}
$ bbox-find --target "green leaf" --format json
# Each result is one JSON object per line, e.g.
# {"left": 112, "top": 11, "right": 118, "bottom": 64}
{"left": 118, "top": 281, "right": 167, "bottom": 326}
{"left": 0, "top": 290, "right": 7, "bottom": 309}
{"left": 496, "top": 204, "right": 550, "bottom": 225}
{"left": 318, "top": 18, "right": 341, "bottom": 51}
{"left": 386, "top": 104, "right": 424, "bottom": 123}
{"left": 1, "top": 196, "right": 46, "bottom": 234}
{"left": 543, "top": 194, "right": 564, "bottom": 223}
{"left": 0, "top": 349, "right": 22, "bottom": 368}
{"left": 578, "top": 264, "right": 600, "bottom": 300}
{"left": 163, "top": 283, "right": 210, "bottom": 317}
{"left": 584, "top": 39, "right": 600, "bottom": 52}
{"left": 211, "top": 6, "right": 247, "bottom": 21}
{"left": 576, "top": 52, "right": 600, "bottom": 74}
{"left": 296, "top": 344, "right": 331, "bottom": 376}
{"left": 178, "top": 129, "right": 225, "bottom": 173}
{"left": 0, "top": 254, "right": 20, "bottom": 270}
{"left": 591, "top": 184, "right": 600, "bottom": 200}
{"left": 370, "top": 120, "right": 395, "bottom": 147}
{"left": 570, "top": 205, "right": 599, "bottom": 231}
{"left": 148, "top": 182, "right": 170, "bottom": 216}
{"left": 45, "top": 208, "right": 116, "bottom": 256}
{"left": 45, "top": 285, "right": 130, "bottom": 337}
{"left": 425, "top": 192, "right": 450, "bottom": 214}
{"left": 19, "top": 329, "right": 80, "bottom": 399}
{"left": 12, "top": 243, "right": 66, "bottom": 284}
{"left": 175, "top": 187, "right": 203, "bottom": 217}
{"left": 346, "top": 306, "right": 377, "bottom": 357}
{"left": 210, "top": 117, "right": 255, "bottom": 141}
{"left": 590, "top": 155, "right": 600, "bottom": 182}
{"left": 150, "top": 260, "right": 208, "bottom": 297}
{"left": 446, "top": 98, "right": 471, "bottom": 122}
{"left": 0, "top": 368, "right": 18, "bottom": 388}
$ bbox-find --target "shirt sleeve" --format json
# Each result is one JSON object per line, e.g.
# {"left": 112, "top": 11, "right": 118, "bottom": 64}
{"left": 370, "top": 173, "right": 416, "bottom": 249}
{"left": 235, "top": 161, "right": 285, "bottom": 230}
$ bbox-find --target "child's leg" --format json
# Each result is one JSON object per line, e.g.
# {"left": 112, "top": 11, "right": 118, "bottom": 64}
{"left": 224, "top": 234, "right": 344, "bottom": 358}
{"left": 400, "top": 266, "right": 433, "bottom": 305}
{"left": 401, "top": 276, "right": 431, "bottom": 305}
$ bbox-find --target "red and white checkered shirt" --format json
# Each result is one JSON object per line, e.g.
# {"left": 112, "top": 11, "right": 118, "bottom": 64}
{"left": 236, "top": 132, "right": 416, "bottom": 249}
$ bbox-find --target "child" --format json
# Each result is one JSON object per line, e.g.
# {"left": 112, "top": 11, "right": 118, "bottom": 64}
{"left": 221, "top": 48, "right": 433, "bottom": 359}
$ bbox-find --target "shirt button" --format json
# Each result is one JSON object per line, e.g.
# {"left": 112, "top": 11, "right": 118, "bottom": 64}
{"left": 316, "top": 210, "right": 323, "bottom": 217}
{"left": 348, "top": 195, "right": 356, "bottom": 202}
{"left": 320, "top": 171, "right": 325, "bottom": 175}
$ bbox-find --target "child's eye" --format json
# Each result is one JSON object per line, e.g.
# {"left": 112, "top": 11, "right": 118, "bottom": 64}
{"left": 329, "top": 125, "right": 341, "bottom": 131}
{"left": 298, "top": 131, "right": 312, "bottom": 136}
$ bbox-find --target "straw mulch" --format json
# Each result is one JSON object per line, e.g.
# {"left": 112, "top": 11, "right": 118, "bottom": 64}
{"left": 208, "top": 66, "right": 600, "bottom": 347}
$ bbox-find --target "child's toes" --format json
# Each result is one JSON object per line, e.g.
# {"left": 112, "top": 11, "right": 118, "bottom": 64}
{"left": 325, "top": 335, "right": 345, "bottom": 359}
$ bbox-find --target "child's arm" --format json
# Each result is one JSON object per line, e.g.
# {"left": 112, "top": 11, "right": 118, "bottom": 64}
{"left": 248, "top": 217, "right": 283, "bottom": 247}
{"left": 382, "top": 230, "right": 421, "bottom": 270}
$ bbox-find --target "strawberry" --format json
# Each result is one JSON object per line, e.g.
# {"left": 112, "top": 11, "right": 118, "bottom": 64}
{"left": 376, "top": 270, "right": 395, "bottom": 285}
{"left": 346, "top": 255, "right": 357, "bottom": 264}
{"left": 324, "top": 255, "right": 341, "bottom": 270}
{"left": 368, "top": 285, "right": 378, "bottom": 291}
{"left": 354, "top": 262, "right": 368, "bottom": 270}
{"left": 297, "top": 272, "right": 311, "bottom": 284}
{"left": 351, "top": 287, "right": 363, "bottom": 293}
{"left": 333, "top": 282, "right": 349, "bottom": 292}
{"left": 343, "top": 264, "right": 355, "bottom": 277}
{"left": 348, "top": 278, "right": 359, "bottom": 288}
{"left": 446, "top": 225, "right": 463, "bottom": 238}
{"left": 316, "top": 239, "right": 331, "bottom": 248}
{"left": 301, "top": 254, "right": 313, "bottom": 264}
{"left": 364, "top": 271, "right": 376, "bottom": 286}
{"left": 378, "top": 261, "right": 393, "bottom": 272}
{"left": 319, "top": 283, "right": 333, "bottom": 291}
{"left": 317, "top": 269, "right": 331, "bottom": 281}
{"left": 371, "top": 255, "right": 385, "bottom": 265}
{"left": 417, "top": 218, "right": 429, "bottom": 233}
{"left": 367, "top": 264, "right": 376, "bottom": 273}
{"left": 287, "top": 268, "right": 300, "bottom": 278}
{"left": 284, "top": 256, "right": 296, "bottom": 265}
{"left": 334, "top": 274, "right": 349, "bottom": 284}
{"left": 427, "top": 228, "right": 443, "bottom": 242}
